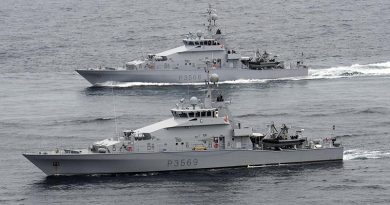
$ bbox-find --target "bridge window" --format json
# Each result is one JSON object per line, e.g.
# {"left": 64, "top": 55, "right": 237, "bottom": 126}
{"left": 135, "top": 133, "right": 151, "bottom": 141}
{"left": 179, "top": 112, "right": 187, "bottom": 118}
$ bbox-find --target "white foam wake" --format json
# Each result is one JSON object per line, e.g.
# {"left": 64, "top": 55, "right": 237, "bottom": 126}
{"left": 95, "top": 61, "right": 390, "bottom": 87}
{"left": 343, "top": 149, "right": 390, "bottom": 160}
{"left": 97, "top": 81, "right": 205, "bottom": 87}
{"left": 96, "top": 79, "right": 271, "bottom": 87}
{"left": 309, "top": 61, "right": 390, "bottom": 79}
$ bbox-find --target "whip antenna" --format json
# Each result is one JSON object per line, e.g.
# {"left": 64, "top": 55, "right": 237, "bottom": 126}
{"left": 111, "top": 84, "right": 119, "bottom": 139}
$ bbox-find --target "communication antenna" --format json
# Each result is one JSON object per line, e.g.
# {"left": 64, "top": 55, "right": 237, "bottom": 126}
{"left": 141, "top": 37, "right": 145, "bottom": 59}
{"left": 111, "top": 84, "right": 119, "bottom": 139}
{"left": 187, "top": 82, "right": 190, "bottom": 103}
{"left": 332, "top": 125, "right": 338, "bottom": 143}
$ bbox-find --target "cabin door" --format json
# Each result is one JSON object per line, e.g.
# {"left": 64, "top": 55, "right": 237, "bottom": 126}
{"left": 219, "top": 136, "right": 225, "bottom": 150}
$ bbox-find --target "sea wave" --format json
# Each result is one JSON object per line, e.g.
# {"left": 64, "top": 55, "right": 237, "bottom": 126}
{"left": 318, "top": 107, "right": 389, "bottom": 116}
{"left": 343, "top": 149, "right": 390, "bottom": 160}
{"left": 356, "top": 107, "right": 388, "bottom": 115}
{"left": 51, "top": 117, "right": 114, "bottom": 126}
{"left": 336, "top": 134, "right": 365, "bottom": 138}
{"left": 235, "top": 112, "right": 288, "bottom": 118}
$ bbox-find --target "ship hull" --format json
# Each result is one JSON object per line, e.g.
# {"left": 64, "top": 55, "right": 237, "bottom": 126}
{"left": 76, "top": 68, "right": 308, "bottom": 85}
{"left": 24, "top": 147, "right": 343, "bottom": 176}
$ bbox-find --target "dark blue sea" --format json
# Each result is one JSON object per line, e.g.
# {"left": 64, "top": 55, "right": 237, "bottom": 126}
{"left": 1, "top": 0, "right": 390, "bottom": 204}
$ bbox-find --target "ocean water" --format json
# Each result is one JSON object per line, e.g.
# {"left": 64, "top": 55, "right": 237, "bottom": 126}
{"left": 1, "top": 0, "right": 390, "bottom": 204}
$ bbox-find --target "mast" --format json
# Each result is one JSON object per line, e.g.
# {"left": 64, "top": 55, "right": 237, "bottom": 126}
{"left": 205, "top": 5, "right": 222, "bottom": 40}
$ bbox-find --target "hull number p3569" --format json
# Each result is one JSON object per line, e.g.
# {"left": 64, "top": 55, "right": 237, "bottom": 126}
{"left": 167, "top": 159, "right": 198, "bottom": 167}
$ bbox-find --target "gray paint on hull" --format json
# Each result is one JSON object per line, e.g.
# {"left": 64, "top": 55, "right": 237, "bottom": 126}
{"left": 76, "top": 68, "right": 308, "bottom": 85}
{"left": 24, "top": 147, "right": 343, "bottom": 176}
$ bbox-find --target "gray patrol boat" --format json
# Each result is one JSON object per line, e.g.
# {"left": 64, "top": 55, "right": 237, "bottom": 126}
{"left": 24, "top": 74, "right": 343, "bottom": 176}
{"left": 76, "top": 5, "right": 308, "bottom": 86}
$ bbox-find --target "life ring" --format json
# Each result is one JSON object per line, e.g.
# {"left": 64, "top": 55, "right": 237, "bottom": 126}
{"left": 127, "top": 146, "right": 133, "bottom": 152}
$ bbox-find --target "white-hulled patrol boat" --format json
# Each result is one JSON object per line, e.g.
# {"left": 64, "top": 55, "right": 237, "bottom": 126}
{"left": 76, "top": 5, "right": 308, "bottom": 86}
{"left": 24, "top": 73, "right": 342, "bottom": 176}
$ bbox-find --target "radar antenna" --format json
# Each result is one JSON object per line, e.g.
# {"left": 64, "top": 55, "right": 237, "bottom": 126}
{"left": 206, "top": 4, "right": 218, "bottom": 37}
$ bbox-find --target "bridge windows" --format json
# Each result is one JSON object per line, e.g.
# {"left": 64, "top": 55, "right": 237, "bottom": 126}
{"left": 134, "top": 133, "right": 152, "bottom": 141}
{"left": 179, "top": 112, "right": 187, "bottom": 118}
{"left": 172, "top": 110, "right": 215, "bottom": 118}
{"left": 183, "top": 39, "right": 220, "bottom": 46}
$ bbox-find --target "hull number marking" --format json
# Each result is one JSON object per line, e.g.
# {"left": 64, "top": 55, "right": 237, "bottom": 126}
{"left": 179, "top": 75, "right": 202, "bottom": 81}
{"left": 167, "top": 159, "right": 198, "bottom": 167}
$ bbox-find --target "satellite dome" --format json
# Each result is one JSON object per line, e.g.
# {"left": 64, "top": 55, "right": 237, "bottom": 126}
{"left": 211, "top": 14, "right": 218, "bottom": 21}
{"left": 196, "top": 30, "right": 203, "bottom": 38}
{"left": 210, "top": 73, "right": 219, "bottom": 83}
{"left": 190, "top": 96, "right": 198, "bottom": 105}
